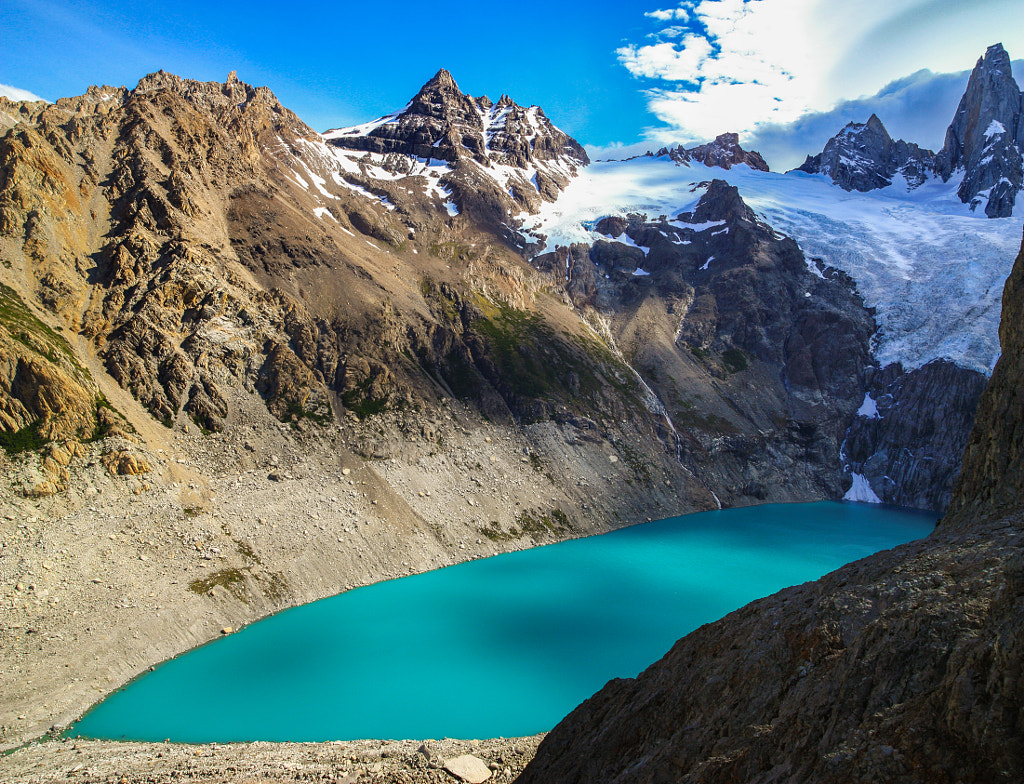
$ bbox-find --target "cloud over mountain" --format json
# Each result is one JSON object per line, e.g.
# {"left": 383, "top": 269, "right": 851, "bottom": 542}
{"left": 0, "top": 83, "right": 46, "bottom": 103}
{"left": 616, "top": 0, "right": 1024, "bottom": 148}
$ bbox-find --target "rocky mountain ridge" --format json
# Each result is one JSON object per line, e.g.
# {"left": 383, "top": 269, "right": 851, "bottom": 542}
{"left": 324, "top": 69, "right": 588, "bottom": 231}
{"left": 796, "top": 113, "right": 936, "bottom": 190}
{"left": 936, "top": 43, "right": 1024, "bottom": 218}
{"left": 529, "top": 178, "right": 878, "bottom": 507}
{"left": 798, "top": 42, "right": 1023, "bottom": 217}
{"left": 655, "top": 133, "right": 770, "bottom": 172}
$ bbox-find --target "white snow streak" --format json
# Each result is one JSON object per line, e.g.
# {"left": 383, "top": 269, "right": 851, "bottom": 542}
{"left": 856, "top": 393, "right": 880, "bottom": 419}
{"left": 843, "top": 473, "right": 883, "bottom": 504}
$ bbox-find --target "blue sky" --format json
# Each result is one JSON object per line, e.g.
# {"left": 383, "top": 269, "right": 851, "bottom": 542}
{"left": 2, "top": 0, "right": 1022, "bottom": 169}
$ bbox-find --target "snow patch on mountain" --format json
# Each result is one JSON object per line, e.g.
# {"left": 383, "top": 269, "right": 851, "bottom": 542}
{"left": 844, "top": 473, "right": 883, "bottom": 504}
{"left": 857, "top": 393, "right": 880, "bottom": 419}
{"left": 522, "top": 156, "right": 1023, "bottom": 374}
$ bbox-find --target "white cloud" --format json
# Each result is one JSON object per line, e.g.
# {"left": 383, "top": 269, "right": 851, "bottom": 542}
{"left": 618, "top": 0, "right": 1024, "bottom": 146}
{"left": 0, "top": 83, "right": 47, "bottom": 103}
{"left": 644, "top": 6, "right": 692, "bottom": 22}
{"left": 617, "top": 36, "right": 713, "bottom": 82}
{"left": 584, "top": 140, "right": 658, "bottom": 161}
{"left": 654, "top": 26, "right": 689, "bottom": 39}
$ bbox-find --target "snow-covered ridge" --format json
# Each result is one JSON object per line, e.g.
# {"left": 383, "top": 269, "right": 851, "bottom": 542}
{"left": 521, "top": 155, "right": 1023, "bottom": 374}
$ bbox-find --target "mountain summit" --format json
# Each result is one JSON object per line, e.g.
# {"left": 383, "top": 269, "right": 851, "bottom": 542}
{"left": 935, "top": 42, "right": 1024, "bottom": 217}
{"left": 656, "top": 133, "right": 769, "bottom": 172}
{"left": 324, "top": 70, "right": 588, "bottom": 172}
{"left": 322, "top": 70, "right": 589, "bottom": 226}
{"left": 796, "top": 114, "right": 935, "bottom": 190}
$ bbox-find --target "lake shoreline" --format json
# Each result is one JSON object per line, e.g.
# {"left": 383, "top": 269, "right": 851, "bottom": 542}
{"left": 1, "top": 405, "right": 707, "bottom": 754}
{"left": 1, "top": 734, "right": 546, "bottom": 783}
{"left": 64, "top": 502, "right": 933, "bottom": 745}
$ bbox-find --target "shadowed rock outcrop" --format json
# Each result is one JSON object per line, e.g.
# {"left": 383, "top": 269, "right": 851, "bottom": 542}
{"left": 656, "top": 133, "right": 769, "bottom": 172}
{"left": 797, "top": 43, "right": 1023, "bottom": 215}
{"left": 843, "top": 359, "right": 987, "bottom": 511}
{"left": 947, "top": 226, "right": 1024, "bottom": 519}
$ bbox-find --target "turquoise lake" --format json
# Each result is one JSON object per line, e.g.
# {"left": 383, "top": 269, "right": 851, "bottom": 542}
{"left": 68, "top": 501, "right": 934, "bottom": 743}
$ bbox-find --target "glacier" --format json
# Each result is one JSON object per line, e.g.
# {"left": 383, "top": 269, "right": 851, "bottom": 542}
{"left": 521, "top": 156, "right": 1023, "bottom": 374}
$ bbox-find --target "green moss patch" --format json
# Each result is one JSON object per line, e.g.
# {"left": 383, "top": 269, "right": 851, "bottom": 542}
{"left": 478, "top": 507, "right": 576, "bottom": 542}
{"left": 0, "top": 283, "right": 84, "bottom": 376}
{"left": 0, "top": 420, "right": 47, "bottom": 455}
{"left": 722, "top": 347, "right": 749, "bottom": 374}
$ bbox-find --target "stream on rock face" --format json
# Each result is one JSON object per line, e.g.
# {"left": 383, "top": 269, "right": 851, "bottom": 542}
{"left": 67, "top": 501, "right": 933, "bottom": 743}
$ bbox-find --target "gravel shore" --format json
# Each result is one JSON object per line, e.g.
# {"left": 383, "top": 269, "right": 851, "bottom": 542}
{"left": 2, "top": 735, "right": 545, "bottom": 783}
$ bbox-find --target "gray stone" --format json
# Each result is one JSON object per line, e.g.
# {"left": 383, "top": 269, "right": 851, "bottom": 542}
{"left": 795, "top": 114, "right": 935, "bottom": 191}
{"left": 444, "top": 754, "right": 492, "bottom": 783}
{"left": 656, "top": 133, "right": 770, "bottom": 172}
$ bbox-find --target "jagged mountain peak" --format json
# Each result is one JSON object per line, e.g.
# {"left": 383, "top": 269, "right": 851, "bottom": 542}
{"left": 325, "top": 70, "right": 587, "bottom": 168}
{"left": 688, "top": 178, "right": 760, "bottom": 225}
{"left": 863, "top": 113, "right": 888, "bottom": 135}
{"left": 408, "top": 67, "right": 475, "bottom": 116}
{"left": 797, "top": 43, "right": 1022, "bottom": 214}
{"left": 109, "top": 69, "right": 300, "bottom": 127}
{"left": 423, "top": 67, "right": 458, "bottom": 90}
{"left": 656, "top": 133, "right": 769, "bottom": 172}
{"left": 797, "top": 111, "right": 934, "bottom": 191}
{"left": 982, "top": 42, "right": 1013, "bottom": 73}
{"left": 321, "top": 70, "right": 588, "bottom": 223}
{"left": 935, "top": 42, "right": 1023, "bottom": 217}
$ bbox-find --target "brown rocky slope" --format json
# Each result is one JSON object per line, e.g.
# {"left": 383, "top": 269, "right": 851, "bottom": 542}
{"left": 517, "top": 229, "right": 1024, "bottom": 783}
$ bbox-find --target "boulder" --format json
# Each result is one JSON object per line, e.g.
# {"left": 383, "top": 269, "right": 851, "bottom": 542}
{"left": 443, "top": 754, "right": 491, "bottom": 783}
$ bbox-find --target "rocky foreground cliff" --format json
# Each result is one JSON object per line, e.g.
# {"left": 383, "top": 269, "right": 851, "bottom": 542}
{"left": 516, "top": 229, "right": 1024, "bottom": 784}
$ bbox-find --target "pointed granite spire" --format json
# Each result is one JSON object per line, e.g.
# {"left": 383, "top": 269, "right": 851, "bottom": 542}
{"left": 936, "top": 42, "right": 1024, "bottom": 216}
{"left": 412, "top": 68, "right": 462, "bottom": 102}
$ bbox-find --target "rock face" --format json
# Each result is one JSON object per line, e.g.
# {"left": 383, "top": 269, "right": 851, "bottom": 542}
{"left": 935, "top": 43, "right": 1024, "bottom": 217}
{"left": 516, "top": 229, "right": 1024, "bottom": 784}
{"left": 842, "top": 359, "right": 987, "bottom": 511}
{"left": 0, "top": 68, "right": 717, "bottom": 519}
{"left": 326, "top": 69, "right": 588, "bottom": 171}
{"left": 534, "top": 179, "right": 877, "bottom": 507}
{"left": 324, "top": 69, "right": 588, "bottom": 223}
{"left": 796, "top": 114, "right": 935, "bottom": 191}
{"left": 656, "top": 133, "right": 769, "bottom": 171}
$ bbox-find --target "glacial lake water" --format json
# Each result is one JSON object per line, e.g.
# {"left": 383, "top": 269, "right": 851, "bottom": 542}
{"left": 67, "top": 501, "right": 934, "bottom": 743}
